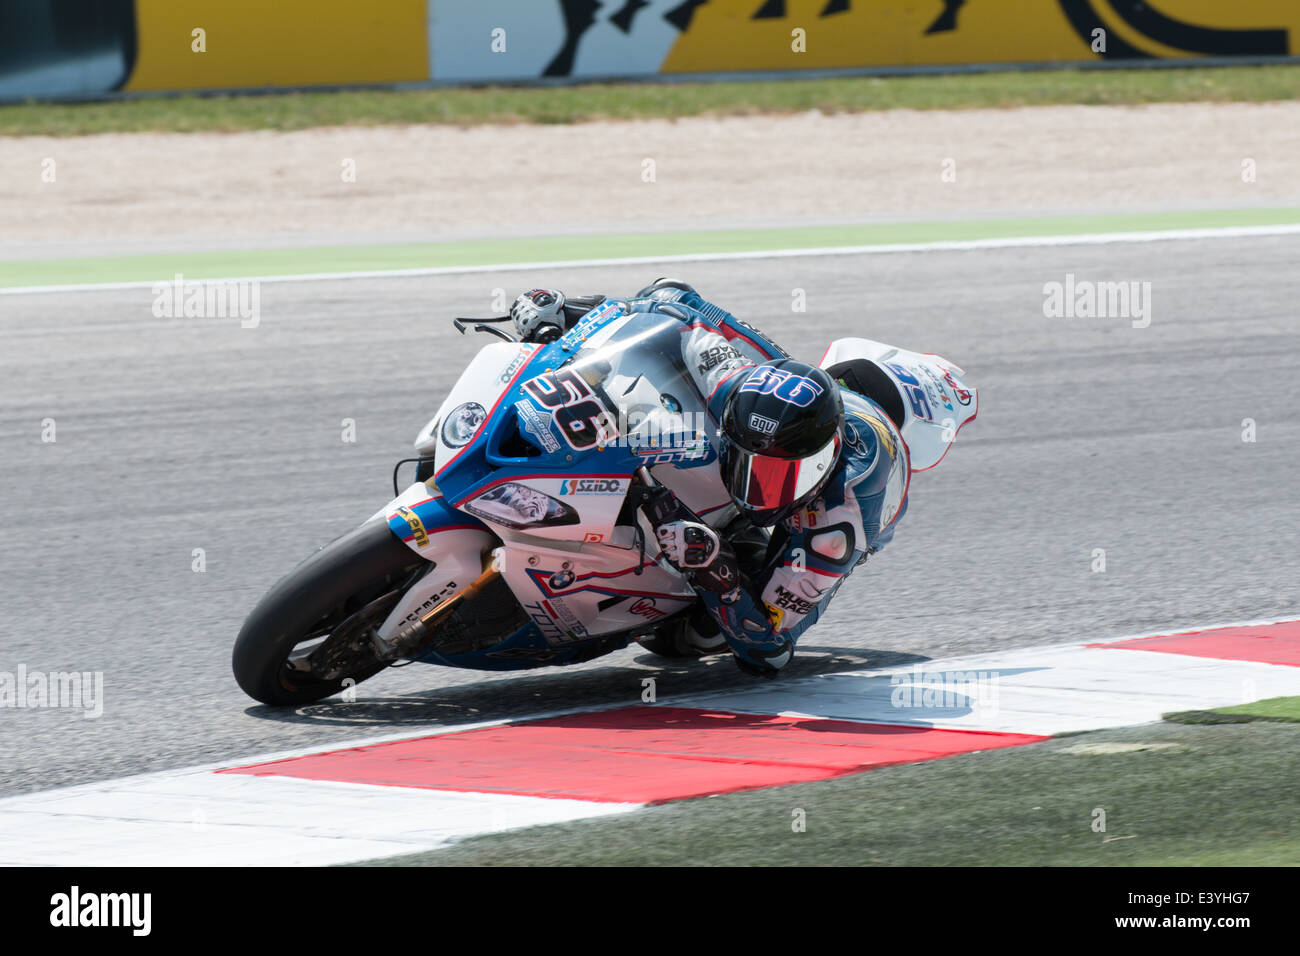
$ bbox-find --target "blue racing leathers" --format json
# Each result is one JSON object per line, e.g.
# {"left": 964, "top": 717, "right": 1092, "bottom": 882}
{"left": 624, "top": 284, "right": 912, "bottom": 676}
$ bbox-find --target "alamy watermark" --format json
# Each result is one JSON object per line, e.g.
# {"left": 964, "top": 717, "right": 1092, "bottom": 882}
{"left": 1, "top": 666, "right": 103, "bottom": 718}
{"left": 152, "top": 273, "right": 260, "bottom": 328}
{"left": 890, "top": 667, "right": 1000, "bottom": 718}
{"left": 50, "top": 886, "right": 150, "bottom": 935}
{"left": 1043, "top": 273, "right": 1151, "bottom": 329}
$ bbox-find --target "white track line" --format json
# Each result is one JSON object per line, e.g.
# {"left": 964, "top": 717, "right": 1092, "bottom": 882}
{"left": 0, "top": 773, "right": 637, "bottom": 867}
{"left": 667, "top": 643, "right": 1300, "bottom": 736}
{"left": 3, "top": 223, "right": 1298, "bottom": 296}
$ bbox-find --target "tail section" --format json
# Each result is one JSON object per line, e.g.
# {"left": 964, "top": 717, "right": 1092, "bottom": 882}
{"left": 820, "top": 338, "right": 976, "bottom": 471}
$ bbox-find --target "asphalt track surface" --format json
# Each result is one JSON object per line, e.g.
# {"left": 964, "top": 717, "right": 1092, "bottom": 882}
{"left": 2, "top": 235, "right": 1297, "bottom": 798}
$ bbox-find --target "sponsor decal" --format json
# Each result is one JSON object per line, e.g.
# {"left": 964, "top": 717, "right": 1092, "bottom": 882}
{"left": 760, "top": 604, "right": 785, "bottom": 630}
{"left": 560, "top": 477, "right": 627, "bottom": 495}
{"left": 498, "top": 350, "right": 530, "bottom": 384}
{"left": 770, "top": 584, "right": 817, "bottom": 616}
{"left": 749, "top": 413, "right": 778, "bottom": 436}
{"left": 919, "top": 369, "right": 953, "bottom": 412}
{"left": 697, "top": 344, "right": 742, "bottom": 375}
{"left": 396, "top": 506, "right": 429, "bottom": 547}
{"left": 629, "top": 597, "right": 666, "bottom": 621}
{"left": 630, "top": 435, "right": 714, "bottom": 465}
{"left": 842, "top": 419, "right": 869, "bottom": 457}
{"left": 853, "top": 411, "right": 897, "bottom": 459}
{"left": 524, "top": 600, "right": 569, "bottom": 644}
{"left": 739, "top": 366, "right": 825, "bottom": 407}
{"left": 545, "top": 597, "right": 589, "bottom": 639}
{"left": 942, "top": 367, "right": 973, "bottom": 406}
{"left": 786, "top": 502, "right": 825, "bottom": 532}
{"left": 560, "top": 299, "right": 625, "bottom": 346}
{"left": 398, "top": 579, "right": 459, "bottom": 626}
{"left": 514, "top": 399, "right": 562, "bottom": 454}
{"left": 582, "top": 531, "right": 605, "bottom": 543}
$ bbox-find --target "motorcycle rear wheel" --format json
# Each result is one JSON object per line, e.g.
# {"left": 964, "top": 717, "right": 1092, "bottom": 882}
{"left": 232, "top": 520, "right": 426, "bottom": 706}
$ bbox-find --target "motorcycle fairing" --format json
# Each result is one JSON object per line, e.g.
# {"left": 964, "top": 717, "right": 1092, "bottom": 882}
{"left": 378, "top": 303, "right": 741, "bottom": 668}
{"left": 373, "top": 485, "right": 681, "bottom": 668}
{"left": 819, "top": 338, "right": 977, "bottom": 472}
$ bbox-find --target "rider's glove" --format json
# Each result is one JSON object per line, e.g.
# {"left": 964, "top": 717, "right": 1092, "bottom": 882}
{"left": 656, "top": 520, "right": 721, "bottom": 570}
{"left": 510, "top": 289, "right": 567, "bottom": 342}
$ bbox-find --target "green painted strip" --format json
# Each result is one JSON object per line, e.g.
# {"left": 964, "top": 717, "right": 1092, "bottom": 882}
{"left": 5, "top": 207, "right": 1299, "bottom": 288}
{"left": 1164, "top": 695, "right": 1300, "bottom": 724}
{"left": 1210, "top": 695, "right": 1300, "bottom": 720}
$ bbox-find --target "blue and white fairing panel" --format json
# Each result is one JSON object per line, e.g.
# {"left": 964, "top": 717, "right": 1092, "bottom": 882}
{"left": 402, "top": 300, "right": 738, "bottom": 651}
{"left": 432, "top": 300, "right": 733, "bottom": 536}
{"left": 820, "top": 338, "right": 977, "bottom": 471}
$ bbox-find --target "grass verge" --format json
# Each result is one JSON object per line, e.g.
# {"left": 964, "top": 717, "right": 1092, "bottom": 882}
{"left": 4, "top": 65, "right": 1300, "bottom": 137}
{"left": 349, "top": 721, "right": 1300, "bottom": 866}
{"left": 1164, "top": 695, "right": 1300, "bottom": 725}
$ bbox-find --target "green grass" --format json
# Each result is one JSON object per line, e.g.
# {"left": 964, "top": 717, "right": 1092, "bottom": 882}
{"left": 350, "top": 721, "right": 1300, "bottom": 866}
{"left": 4, "top": 65, "right": 1300, "bottom": 136}
{"left": 1164, "top": 695, "right": 1300, "bottom": 725}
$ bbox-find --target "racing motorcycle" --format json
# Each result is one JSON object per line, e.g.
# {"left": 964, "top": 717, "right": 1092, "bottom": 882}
{"left": 232, "top": 299, "right": 977, "bottom": 705}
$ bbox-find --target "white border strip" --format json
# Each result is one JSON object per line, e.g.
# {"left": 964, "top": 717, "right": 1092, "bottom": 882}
{"left": 4, "top": 223, "right": 1299, "bottom": 296}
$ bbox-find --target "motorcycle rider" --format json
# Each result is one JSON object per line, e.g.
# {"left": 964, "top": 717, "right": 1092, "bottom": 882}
{"left": 510, "top": 281, "right": 910, "bottom": 678}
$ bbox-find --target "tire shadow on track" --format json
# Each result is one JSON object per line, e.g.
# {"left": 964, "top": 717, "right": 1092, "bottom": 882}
{"left": 237, "top": 645, "right": 930, "bottom": 729}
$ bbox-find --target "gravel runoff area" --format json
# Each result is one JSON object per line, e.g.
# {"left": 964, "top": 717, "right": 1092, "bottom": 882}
{"left": 3, "top": 101, "right": 1300, "bottom": 251}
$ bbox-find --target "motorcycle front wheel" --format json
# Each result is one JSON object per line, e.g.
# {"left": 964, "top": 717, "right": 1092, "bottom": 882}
{"left": 232, "top": 519, "right": 426, "bottom": 706}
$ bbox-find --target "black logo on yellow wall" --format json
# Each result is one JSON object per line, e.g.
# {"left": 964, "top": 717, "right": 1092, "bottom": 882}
{"left": 549, "top": 0, "right": 717, "bottom": 76}
{"left": 752, "top": 0, "right": 851, "bottom": 18}
{"left": 1058, "top": 0, "right": 1287, "bottom": 58}
{"left": 547, "top": 0, "right": 1291, "bottom": 77}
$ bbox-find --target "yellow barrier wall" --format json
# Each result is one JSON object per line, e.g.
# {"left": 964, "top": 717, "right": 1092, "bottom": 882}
{"left": 12, "top": 0, "right": 1293, "bottom": 99}
{"left": 124, "top": 0, "right": 427, "bottom": 91}
{"left": 663, "top": 0, "right": 1300, "bottom": 74}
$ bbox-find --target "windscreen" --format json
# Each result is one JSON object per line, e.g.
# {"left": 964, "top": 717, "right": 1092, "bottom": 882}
{"left": 560, "top": 313, "right": 712, "bottom": 454}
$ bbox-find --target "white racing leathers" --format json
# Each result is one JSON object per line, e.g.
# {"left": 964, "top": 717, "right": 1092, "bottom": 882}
{"left": 627, "top": 287, "right": 911, "bottom": 675}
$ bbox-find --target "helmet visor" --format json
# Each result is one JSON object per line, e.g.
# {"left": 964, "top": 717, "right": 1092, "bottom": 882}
{"left": 726, "top": 434, "right": 840, "bottom": 514}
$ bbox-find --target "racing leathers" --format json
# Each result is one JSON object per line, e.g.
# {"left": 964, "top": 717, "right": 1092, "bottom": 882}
{"left": 513, "top": 282, "right": 911, "bottom": 677}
